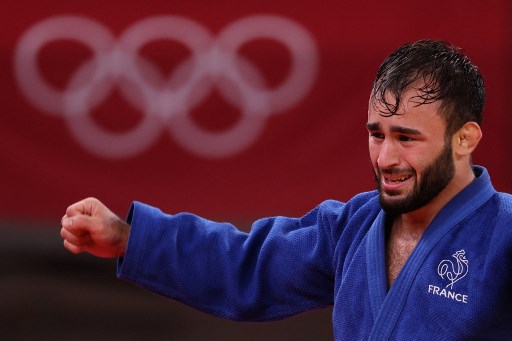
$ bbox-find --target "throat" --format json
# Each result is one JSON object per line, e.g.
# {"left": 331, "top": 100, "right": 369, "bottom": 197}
{"left": 385, "top": 218, "right": 423, "bottom": 287}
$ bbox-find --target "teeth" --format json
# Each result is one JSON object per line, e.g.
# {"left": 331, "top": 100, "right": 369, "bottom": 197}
{"left": 386, "top": 176, "right": 410, "bottom": 183}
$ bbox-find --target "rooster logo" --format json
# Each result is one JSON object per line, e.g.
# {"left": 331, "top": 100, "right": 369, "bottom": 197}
{"left": 437, "top": 249, "right": 469, "bottom": 289}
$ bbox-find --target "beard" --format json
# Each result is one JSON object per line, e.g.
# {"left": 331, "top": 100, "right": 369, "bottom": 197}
{"left": 373, "top": 140, "right": 455, "bottom": 216}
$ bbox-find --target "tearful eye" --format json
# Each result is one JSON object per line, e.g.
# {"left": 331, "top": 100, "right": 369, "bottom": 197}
{"left": 399, "top": 136, "right": 413, "bottom": 142}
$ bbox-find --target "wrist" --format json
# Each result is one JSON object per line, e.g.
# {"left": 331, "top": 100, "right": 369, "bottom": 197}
{"left": 115, "top": 221, "right": 130, "bottom": 257}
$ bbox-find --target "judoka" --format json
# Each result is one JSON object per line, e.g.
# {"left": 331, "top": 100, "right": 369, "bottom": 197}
{"left": 60, "top": 39, "right": 512, "bottom": 339}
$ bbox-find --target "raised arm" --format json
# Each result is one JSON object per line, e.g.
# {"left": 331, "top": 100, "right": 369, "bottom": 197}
{"left": 61, "top": 197, "right": 341, "bottom": 321}
{"left": 116, "top": 201, "right": 338, "bottom": 321}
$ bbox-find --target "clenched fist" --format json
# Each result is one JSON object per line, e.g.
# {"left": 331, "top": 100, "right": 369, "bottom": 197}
{"left": 60, "top": 197, "right": 130, "bottom": 258}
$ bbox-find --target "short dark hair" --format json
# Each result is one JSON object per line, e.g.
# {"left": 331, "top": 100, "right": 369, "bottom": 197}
{"left": 371, "top": 40, "right": 485, "bottom": 136}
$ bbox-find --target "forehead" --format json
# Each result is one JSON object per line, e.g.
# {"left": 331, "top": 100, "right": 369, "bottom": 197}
{"left": 367, "top": 87, "right": 446, "bottom": 132}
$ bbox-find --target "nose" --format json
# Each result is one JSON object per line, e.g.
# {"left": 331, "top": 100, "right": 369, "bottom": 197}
{"left": 377, "top": 139, "right": 400, "bottom": 169}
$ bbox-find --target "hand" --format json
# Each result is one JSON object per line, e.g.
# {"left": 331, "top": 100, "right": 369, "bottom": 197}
{"left": 60, "top": 197, "right": 130, "bottom": 258}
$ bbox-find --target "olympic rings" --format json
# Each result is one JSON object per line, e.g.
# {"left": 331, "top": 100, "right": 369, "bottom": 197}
{"left": 14, "top": 15, "right": 318, "bottom": 158}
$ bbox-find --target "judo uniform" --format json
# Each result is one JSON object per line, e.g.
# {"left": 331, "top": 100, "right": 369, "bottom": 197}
{"left": 117, "top": 166, "right": 512, "bottom": 339}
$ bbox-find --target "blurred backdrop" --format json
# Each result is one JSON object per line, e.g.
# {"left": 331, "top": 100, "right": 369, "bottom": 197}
{"left": 1, "top": 0, "right": 511, "bottom": 339}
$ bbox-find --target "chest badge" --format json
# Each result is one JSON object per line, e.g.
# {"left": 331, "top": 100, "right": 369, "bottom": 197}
{"left": 437, "top": 249, "right": 469, "bottom": 289}
{"left": 427, "top": 249, "right": 469, "bottom": 304}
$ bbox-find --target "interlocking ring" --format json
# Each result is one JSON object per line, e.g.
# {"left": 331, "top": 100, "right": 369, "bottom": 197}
{"left": 14, "top": 15, "right": 318, "bottom": 158}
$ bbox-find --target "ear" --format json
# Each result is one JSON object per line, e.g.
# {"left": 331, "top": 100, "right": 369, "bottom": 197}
{"left": 452, "top": 122, "right": 482, "bottom": 157}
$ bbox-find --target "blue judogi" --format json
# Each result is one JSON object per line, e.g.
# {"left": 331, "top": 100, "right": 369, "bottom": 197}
{"left": 118, "top": 166, "right": 512, "bottom": 339}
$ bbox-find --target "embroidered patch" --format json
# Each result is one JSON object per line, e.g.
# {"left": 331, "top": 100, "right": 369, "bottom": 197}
{"left": 437, "top": 249, "right": 469, "bottom": 289}
{"left": 427, "top": 249, "right": 469, "bottom": 304}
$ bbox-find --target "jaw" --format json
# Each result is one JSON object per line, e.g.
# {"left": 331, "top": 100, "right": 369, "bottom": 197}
{"left": 377, "top": 172, "right": 417, "bottom": 211}
{"left": 379, "top": 189, "right": 408, "bottom": 206}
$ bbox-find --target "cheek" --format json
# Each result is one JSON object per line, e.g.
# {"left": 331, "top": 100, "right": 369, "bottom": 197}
{"left": 368, "top": 144, "right": 380, "bottom": 166}
{"left": 414, "top": 143, "right": 444, "bottom": 167}
{"left": 406, "top": 150, "right": 434, "bottom": 176}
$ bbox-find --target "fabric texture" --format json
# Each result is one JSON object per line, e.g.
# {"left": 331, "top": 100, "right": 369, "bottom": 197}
{"left": 117, "top": 166, "right": 512, "bottom": 340}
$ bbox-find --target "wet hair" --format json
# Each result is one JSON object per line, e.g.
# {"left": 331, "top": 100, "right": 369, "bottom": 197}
{"left": 371, "top": 40, "right": 485, "bottom": 137}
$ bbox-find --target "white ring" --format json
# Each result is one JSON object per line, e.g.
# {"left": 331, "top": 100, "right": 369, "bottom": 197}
{"left": 14, "top": 16, "right": 114, "bottom": 116}
{"left": 64, "top": 54, "right": 163, "bottom": 159}
{"left": 218, "top": 15, "right": 318, "bottom": 112}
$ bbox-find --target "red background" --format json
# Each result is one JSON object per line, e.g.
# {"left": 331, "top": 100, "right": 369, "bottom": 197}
{"left": 2, "top": 0, "right": 511, "bottom": 224}
{"left": 1, "top": 1, "right": 511, "bottom": 339}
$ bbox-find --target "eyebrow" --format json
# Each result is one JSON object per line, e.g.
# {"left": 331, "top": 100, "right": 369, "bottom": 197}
{"left": 366, "top": 122, "right": 422, "bottom": 135}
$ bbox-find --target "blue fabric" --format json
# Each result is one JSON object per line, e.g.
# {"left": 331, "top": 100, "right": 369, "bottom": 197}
{"left": 117, "top": 166, "right": 512, "bottom": 339}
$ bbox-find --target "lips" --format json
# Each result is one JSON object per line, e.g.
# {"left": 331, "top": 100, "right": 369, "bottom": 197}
{"left": 381, "top": 172, "right": 413, "bottom": 191}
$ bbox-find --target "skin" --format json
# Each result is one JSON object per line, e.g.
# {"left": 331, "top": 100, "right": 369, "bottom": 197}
{"left": 367, "top": 84, "right": 482, "bottom": 285}
{"left": 61, "top": 198, "right": 130, "bottom": 258}
{"left": 60, "top": 82, "right": 483, "bottom": 287}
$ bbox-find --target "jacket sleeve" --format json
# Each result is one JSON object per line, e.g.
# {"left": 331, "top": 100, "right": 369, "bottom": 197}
{"left": 117, "top": 200, "right": 342, "bottom": 321}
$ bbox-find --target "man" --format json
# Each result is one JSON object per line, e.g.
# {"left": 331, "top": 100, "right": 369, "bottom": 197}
{"left": 60, "top": 40, "right": 512, "bottom": 339}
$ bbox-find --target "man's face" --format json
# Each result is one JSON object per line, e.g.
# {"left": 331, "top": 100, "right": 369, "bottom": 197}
{"left": 367, "top": 88, "right": 455, "bottom": 215}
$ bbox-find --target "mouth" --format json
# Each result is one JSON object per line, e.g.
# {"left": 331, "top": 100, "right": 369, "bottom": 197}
{"left": 381, "top": 172, "right": 413, "bottom": 191}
